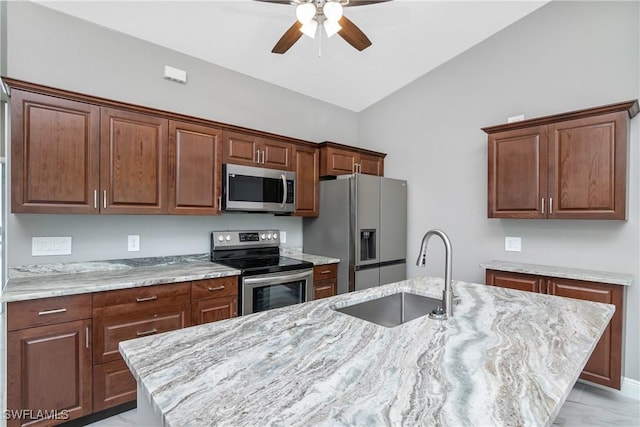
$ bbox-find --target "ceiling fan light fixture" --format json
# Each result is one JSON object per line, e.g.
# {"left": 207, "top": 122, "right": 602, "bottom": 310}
{"left": 323, "top": 1, "right": 343, "bottom": 22}
{"left": 323, "top": 19, "right": 342, "bottom": 38}
{"left": 296, "top": 2, "right": 317, "bottom": 24}
{"left": 300, "top": 19, "right": 318, "bottom": 38}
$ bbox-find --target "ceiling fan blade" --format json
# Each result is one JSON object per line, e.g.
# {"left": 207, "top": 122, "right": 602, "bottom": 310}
{"left": 343, "top": 0, "right": 392, "bottom": 6}
{"left": 254, "top": 0, "right": 296, "bottom": 4}
{"left": 337, "top": 16, "right": 372, "bottom": 51}
{"left": 272, "top": 21, "right": 304, "bottom": 54}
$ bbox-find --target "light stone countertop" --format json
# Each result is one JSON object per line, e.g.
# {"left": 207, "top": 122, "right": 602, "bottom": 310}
{"left": 481, "top": 260, "right": 634, "bottom": 286}
{"left": 119, "top": 276, "right": 614, "bottom": 427}
{"left": 2, "top": 251, "right": 339, "bottom": 303}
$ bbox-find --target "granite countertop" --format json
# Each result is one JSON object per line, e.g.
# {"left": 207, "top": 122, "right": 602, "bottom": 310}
{"left": 481, "top": 260, "right": 634, "bottom": 286}
{"left": 119, "top": 276, "right": 613, "bottom": 427}
{"left": 2, "top": 251, "right": 340, "bottom": 303}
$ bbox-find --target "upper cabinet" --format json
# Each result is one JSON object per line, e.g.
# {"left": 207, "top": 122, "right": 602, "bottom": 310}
{"left": 168, "top": 121, "right": 223, "bottom": 215}
{"left": 223, "top": 131, "right": 292, "bottom": 171}
{"left": 11, "top": 89, "right": 101, "bottom": 214}
{"left": 318, "top": 141, "right": 385, "bottom": 177}
{"left": 292, "top": 144, "right": 319, "bottom": 217}
{"left": 484, "top": 100, "right": 638, "bottom": 220}
{"left": 100, "top": 108, "right": 168, "bottom": 214}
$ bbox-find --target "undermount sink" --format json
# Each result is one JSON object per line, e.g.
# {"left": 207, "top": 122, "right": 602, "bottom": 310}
{"left": 333, "top": 292, "right": 442, "bottom": 328}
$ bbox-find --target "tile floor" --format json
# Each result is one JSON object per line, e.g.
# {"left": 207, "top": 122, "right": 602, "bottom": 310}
{"left": 87, "top": 382, "right": 640, "bottom": 427}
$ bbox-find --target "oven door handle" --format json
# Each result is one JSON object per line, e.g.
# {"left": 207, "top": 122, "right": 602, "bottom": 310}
{"left": 243, "top": 270, "right": 312, "bottom": 286}
{"left": 280, "top": 174, "right": 287, "bottom": 208}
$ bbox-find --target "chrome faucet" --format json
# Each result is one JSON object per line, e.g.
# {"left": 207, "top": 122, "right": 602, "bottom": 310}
{"left": 416, "top": 229, "right": 454, "bottom": 319}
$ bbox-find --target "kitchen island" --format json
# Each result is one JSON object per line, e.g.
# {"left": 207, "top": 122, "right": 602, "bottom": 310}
{"left": 119, "top": 276, "right": 614, "bottom": 427}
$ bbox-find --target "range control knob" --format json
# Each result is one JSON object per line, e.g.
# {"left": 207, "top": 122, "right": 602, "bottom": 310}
{"left": 261, "top": 234, "right": 266, "bottom": 240}
{"left": 225, "top": 235, "right": 231, "bottom": 242}
{"left": 273, "top": 233, "right": 278, "bottom": 240}
{"left": 267, "top": 233, "right": 272, "bottom": 240}
{"left": 217, "top": 235, "right": 224, "bottom": 242}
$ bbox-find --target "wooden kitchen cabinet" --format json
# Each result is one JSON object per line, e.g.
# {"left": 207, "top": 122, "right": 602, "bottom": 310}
{"left": 313, "top": 264, "right": 338, "bottom": 300}
{"left": 485, "top": 269, "right": 624, "bottom": 389}
{"left": 191, "top": 277, "right": 239, "bottom": 325}
{"left": 223, "top": 130, "right": 292, "bottom": 171}
{"left": 10, "top": 89, "right": 101, "bottom": 214}
{"left": 100, "top": 107, "right": 168, "bottom": 214}
{"left": 318, "top": 141, "right": 385, "bottom": 177}
{"left": 6, "top": 294, "right": 93, "bottom": 426}
{"left": 292, "top": 144, "right": 319, "bottom": 217}
{"left": 92, "top": 282, "right": 190, "bottom": 411}
{"left": 485, "top": 100, "right": 638, "bottom": 220}
{"left": 168, "top": 120, "right": 223, "bottom": 215}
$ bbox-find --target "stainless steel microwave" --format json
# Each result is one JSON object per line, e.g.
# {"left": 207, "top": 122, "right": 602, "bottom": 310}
{"left": 222, "top": 164, "right": 296, "bottom": 213}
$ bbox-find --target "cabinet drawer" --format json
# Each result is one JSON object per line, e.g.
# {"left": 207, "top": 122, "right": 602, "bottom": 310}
{"left": 314, "top": 279, "right": 337, "bottom": 300}
{"left": 191, "top": 276, "right": 238, "bottom": 301}
{"left": 93, "top": 304, "right": 189, "bottom": 364}
{"left": 93, "top": 282, "right": 190, "bottom": 312}
{"left": 192, "top": 296, "right": 238, "bottom": 325}
{"left": 93, "top": 359, "right": 137, "bottom": 412}
{"left": 313, "top": 264, "right": 337, "bottom": 281}
{"left": 7, "top": 294, "right": 92, "bottom": 331}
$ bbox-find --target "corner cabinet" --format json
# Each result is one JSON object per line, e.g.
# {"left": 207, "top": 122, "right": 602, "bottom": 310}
{"left": 318, "top": 141, "right": 385, "bottom": 177}
{"left": 484, "top": 100, "right": 638, "bottom": 220}
{"left": 485, "top": 269, "right": 624, "bottom": 389}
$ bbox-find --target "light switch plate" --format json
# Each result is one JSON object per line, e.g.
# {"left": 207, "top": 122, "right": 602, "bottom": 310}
{"left": 32, "top": 237, "right": 72, "bottom": 256}
{"left": 128, "top": 235, "right": 140, "bottom": 252}
{"left": 505, "top": 236, "right": 522, "bottom": 252}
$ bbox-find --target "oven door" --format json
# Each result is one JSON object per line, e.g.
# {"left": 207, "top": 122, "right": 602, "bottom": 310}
{"left": 224, "top": 164, "right": 295, "bottom": 213}
{"left": 241, "top": 269, "right": 314, "bottom": 315}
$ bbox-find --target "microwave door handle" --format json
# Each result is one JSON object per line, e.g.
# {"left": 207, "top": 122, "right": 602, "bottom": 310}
{"left": 280, "top": 174, "right": 287, "bottom": 208}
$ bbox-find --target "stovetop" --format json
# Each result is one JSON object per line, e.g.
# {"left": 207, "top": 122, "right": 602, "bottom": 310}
{"left": 213, "top": 255, "right": 313, "bottom": 277}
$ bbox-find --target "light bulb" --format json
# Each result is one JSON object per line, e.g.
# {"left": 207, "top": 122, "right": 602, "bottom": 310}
{"left": 296, "top": 2, "right": 317, "bottom": 24}
{"left": 323, "top": 19, "right": 342, "bottom": 38}
{"left": 323, "top": 1, "right": 343, "bottom": 22}
{"left": 300, "top": 19, "right": 318, "bottom": 38}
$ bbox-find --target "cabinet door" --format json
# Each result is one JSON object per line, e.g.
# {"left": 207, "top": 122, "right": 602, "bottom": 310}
{"left": 11, "top": 90, "right": 100, "bottom": 214}
{"left": 487, "top": 126, "right": 547, "bottom": 218}
{"left": 359, "top": 153, "right": 384, "bottom": 176}
{"left": 100, "top": 108, "right": 168, "bottom": 214}
{"left": 223, "top": 131, "right": 259, "bottom": 166}
{"left": 320, "top": 146, "right": 357, "bottom": 176}
{"left": 261, "top": 138, "right": 292, "bottom": 170}
{"left": 547, "top": 112, "right": 628, "bottom": 220}
{"left": 93, "top": 359, "right": 137, "bottom": 412}
{"left": 192, "top": 296, "right": 238, "bottom": 325}
{"left": 292, "top": 145, "right": 319, "bottom": 217}
{"left": 548, "top": 278, "right": 623, "bottom": 389}
{"left": 7, "top": 319, "right": 92, "bottom": 427}
{"left": 168, "top": 121, "right": 223, "bottom": 215}
{"left": 485, "top": 270, "right": 544, "bottom": 293}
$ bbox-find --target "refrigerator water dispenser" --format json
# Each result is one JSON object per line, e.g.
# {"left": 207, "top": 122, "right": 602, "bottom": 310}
{"left": 360, "top": 229, "right": 377, "bottom": 261}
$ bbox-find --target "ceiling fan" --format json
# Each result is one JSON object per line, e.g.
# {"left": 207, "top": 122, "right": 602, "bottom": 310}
{"left": 255, "top": 0, "right": 391, "bottom": 54}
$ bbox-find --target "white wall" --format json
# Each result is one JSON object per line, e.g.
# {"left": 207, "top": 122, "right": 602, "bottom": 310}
{"left": 4, "top": 1, "right": 358, "bottom": 265}
{"left": 359, "top": 1, "right": 640, "bottom": 382}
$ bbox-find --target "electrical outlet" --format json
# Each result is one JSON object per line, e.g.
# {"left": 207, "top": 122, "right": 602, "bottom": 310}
{"left": 128, "top": 235, "right": 140, "bottom": 252}
{"left": 280, "top": 231, "right": 287, "bottom": 244}
{"left": 505, "top": 236, "right": 522, "bottom": 252}
{"left": 32, "top": 237, "right": 72, "bottom": 256}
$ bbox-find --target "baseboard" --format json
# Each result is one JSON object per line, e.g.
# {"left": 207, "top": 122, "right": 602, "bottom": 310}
{"left": 578, "top": 377, "right": 640, "bottom": 401}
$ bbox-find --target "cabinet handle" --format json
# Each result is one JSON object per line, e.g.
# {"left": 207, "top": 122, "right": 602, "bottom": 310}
{"left": 86, "top": 326, "right": 90, "bottom": 349}
{"left": 135, "top": 295, "right": 158, "bottom": 302}
{"left": 94, "top": 190, "right": 98, "bottom": 209}
{"left": 320, "top": 270, "right": 331, "bottom": 274}
{"left": 38, "top": 308, "right": 67, "bottom": 316}
{"left": 261, "top": 150, "right": 265, "bottom": 164}
{"left": 549, "top": 198, "right": 553, "bottom": 214}
{"left": 255, "top": 150, "right": 260, "bottom": 164}
{"left": 103, "top": 190, "right": 107, "bottom": 209}
{"left": 541, "top": 198, "right": 545, "bottom": 214}
{"left": 208, "top": 285, "right": 225, "bottom": 291}
{"left": 136, "top": 328, "right": 158, "bottom": 337}
{"left": 218, "top": 196, "right": 222, "bottom": 210}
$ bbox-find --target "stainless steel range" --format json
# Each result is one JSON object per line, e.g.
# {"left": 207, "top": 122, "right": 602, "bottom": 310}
{"left": 211, "top": 230, "right": 314, "bottom": 315}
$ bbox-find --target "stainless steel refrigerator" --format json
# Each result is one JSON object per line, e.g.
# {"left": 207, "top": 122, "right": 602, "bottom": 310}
{"left": 303, "top": 174, "right": 407, "bottom": 294}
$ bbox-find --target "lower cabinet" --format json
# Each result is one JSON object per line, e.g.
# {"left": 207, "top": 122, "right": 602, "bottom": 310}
{"left": 6, "top": 295, "right": 93, "bottom": 427}
{"left": 313, "top": 264, "right": 338, "bottom": 300}
{"left": 191, "top": 277, "right": 239, "bottom": 325}
{"left": 485, "top": 269, "right": 624, "bottom": 389}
